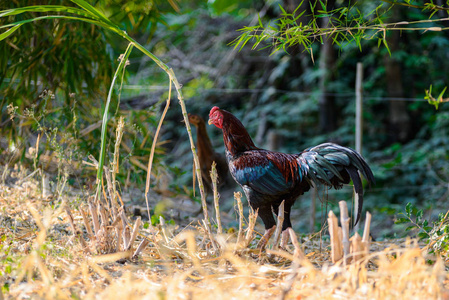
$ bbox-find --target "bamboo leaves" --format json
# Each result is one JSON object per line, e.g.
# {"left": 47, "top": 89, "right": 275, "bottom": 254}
{"left": 0, "top": 24, "right": 21, "bottom": 41}
{"left": 231, "top": 1, "right": 449, "bottom": 55}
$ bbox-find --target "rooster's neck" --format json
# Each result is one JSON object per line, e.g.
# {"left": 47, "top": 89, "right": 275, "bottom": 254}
{"left": 222, "top": 116, "right": 258, "bottom": 156}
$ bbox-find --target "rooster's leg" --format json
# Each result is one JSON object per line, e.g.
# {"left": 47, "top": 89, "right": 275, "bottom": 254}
{"left": 257, "top": 225, "right": 276, "bottom": 249}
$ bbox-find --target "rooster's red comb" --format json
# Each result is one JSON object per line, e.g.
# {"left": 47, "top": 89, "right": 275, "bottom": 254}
{"left": 209, "top": 106, "right": 220, "bottom": 117}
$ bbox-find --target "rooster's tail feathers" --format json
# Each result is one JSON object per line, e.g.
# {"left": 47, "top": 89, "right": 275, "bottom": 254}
{"left": 299, "top": 143, "right": 375, "bottom": 226}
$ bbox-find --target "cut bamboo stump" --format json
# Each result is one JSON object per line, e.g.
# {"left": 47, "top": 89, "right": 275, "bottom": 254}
{"left": 328, "top": 200, "right": 372, "bottom": 264}
{"left": 328, "top": 210, "right": 343, "bottom": 263}
{"left": 273, "top": 200, "right": 285, "bottom": 250}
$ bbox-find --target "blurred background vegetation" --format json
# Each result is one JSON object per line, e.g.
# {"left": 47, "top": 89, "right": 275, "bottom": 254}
{"left": 1, "top": 0, "right": 449, "bottom": 239}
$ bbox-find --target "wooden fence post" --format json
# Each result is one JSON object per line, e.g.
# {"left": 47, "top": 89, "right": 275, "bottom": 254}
{"left": 354, "top": 62, "right": 363, "bottom": 231}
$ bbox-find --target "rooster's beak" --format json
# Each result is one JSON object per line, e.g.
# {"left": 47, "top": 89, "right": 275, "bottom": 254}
{"left": 208, "top": 119, "right": 213, "bottom": 125}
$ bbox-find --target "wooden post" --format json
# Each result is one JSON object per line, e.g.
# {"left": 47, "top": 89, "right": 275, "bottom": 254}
{"left": 355, "top": 62, "right": 363, "bottom": 155}
{"left": 354, "top": 62, "right": 363, "bottom": 231}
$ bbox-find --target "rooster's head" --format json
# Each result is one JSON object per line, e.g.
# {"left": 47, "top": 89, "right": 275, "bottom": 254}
{"left": 208, "top": 106, "right": 224, "bottom": 129}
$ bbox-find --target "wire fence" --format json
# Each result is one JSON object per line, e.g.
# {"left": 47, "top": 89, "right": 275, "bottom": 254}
{"left": 121, "top": 84, "right": 431, "bottom": 102}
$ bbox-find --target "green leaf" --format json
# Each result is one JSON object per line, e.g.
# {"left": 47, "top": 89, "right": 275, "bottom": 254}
{"left": 70, "top": 0, "right": 116, "bottom": 27}
{"left": 416, "top": 209, "right": 423, "bottom": 222}
{"left": 418, "top": 232, "right": 429, "bottom": 240}
{"left": 405, "top": 202, "right": 413, "bottom": 217}
{"left": 382, "top": 35, "right": 391, "bottom": 56}
{"left": 0, "top": 5, "right": 91, "bottom": 18}
{"left": 279, "top": 4, "right": 287, "bottom": 15}
{"left": 0, "top": 24, "right": 22, "bottom": 41}
{"left": 258, "top": 13, "right": 263, "bottom": 28}
{"left": 395, "top": 217, "right": 409, "bottom": 224}
{"left": 96, "top": 43, "right": 134, "bottom": 197}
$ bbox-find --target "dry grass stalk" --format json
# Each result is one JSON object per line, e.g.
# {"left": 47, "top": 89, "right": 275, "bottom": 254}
{"left": 273, "top": 200, "right": 285, "bottom": 250}
{"left": 103, "top": 166, "right": 115, "bottom": 210}
{"left": 210, "top": 161, "right": 222, "bottom": 235}
{"left": 133, "top": 238, "right": 150, "bottom": 259}
{"left": 111, "top": 116, "right": 124, "bottom": 188}
{"left": 244, "top": 208, "right": 258, "bottom": 248}
{"left": 159, "top": 215, "right": 170, "bottom": 244}
{"left": 69, "top": 197, "right": 147, "bottom": 258}
{"left": 339, "top": 200, "right": 351, "bottom": 265}
{"left": 3, "top": 182, "right": 449, "bottom": 299}
{"left": 41, "top": 171, "right": 51, "bottom": 198}
{"left": 65, "top": 205, "right": 90, "bottom": 253}
{"left": 145, "top": 80, "right": 172, "bottom": 232}
{"left": 89, "top": 200, "right": 100, "bottom": 235}
{"left": 16, "top": 168, "right": 40, "bottom": 186}
{"left": 328, "top": 210, "right": 343, "bottom": 263}
{"left": 120, "top": 208, "right": 131, "bottom": 250}
{"left": 235, "top": 191, "right": 244, "bottom": 245}
{"left": 202, "top": 219, "right": 219, "bottom": 253}
{"left": 277, "top": 258, "right": 300, "bottom": 300}
{"left": 80, "top": 207, "right": 94, "bottom": 238}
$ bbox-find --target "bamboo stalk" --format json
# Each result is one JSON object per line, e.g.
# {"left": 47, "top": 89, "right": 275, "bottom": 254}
{"left": 168, "top": 67, "right": 208, "bottom": 225}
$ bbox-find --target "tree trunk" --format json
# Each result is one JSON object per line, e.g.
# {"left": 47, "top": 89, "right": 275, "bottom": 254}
{"left": 384, "top": 7, "right": 411, "bottom": 143}
{"left": 318, "top": 0, "right": 337, "bottom": 133}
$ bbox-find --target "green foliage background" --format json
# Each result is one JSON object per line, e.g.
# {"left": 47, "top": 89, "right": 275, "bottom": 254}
{"left": 1, "top": 0, "right": 449, "bottom": 238}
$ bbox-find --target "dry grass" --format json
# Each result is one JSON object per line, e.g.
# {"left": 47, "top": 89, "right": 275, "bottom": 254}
{"left": 1, "top": 166, "right": 448, "bottom": 300}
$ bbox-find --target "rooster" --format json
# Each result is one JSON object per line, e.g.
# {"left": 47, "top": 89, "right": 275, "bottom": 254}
{"left": 188, "top": 113, "right": 229, "bottom": 196}
{"left": 208, "top": 106, "right": 375, "bottom": 249}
